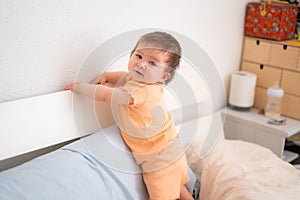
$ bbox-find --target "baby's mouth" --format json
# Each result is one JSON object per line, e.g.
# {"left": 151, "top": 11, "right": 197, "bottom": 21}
{"left": 134, "top": 70, "right": 144, "bottom": 77}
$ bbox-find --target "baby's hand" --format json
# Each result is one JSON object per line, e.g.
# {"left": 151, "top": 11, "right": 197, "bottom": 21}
{"left": 90, "top": 73, "right": 108, "bottom": 85}
{"left": 64, "top": 82, "right": 76, "bottom": 91}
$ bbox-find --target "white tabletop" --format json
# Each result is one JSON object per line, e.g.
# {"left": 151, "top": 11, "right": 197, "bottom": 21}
{"left": 223, "top": 107, "right": 300, "bottom": 137}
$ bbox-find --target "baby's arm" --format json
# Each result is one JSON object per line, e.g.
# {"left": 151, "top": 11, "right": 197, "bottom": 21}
{"left": 64, "top": 82, "right": 132, "bottom": 104}
{"left": 91, "top": 71, "right": 128, "bottom": 85}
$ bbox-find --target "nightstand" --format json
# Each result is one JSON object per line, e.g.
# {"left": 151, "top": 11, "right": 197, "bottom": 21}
{"left": 222, "top": 107, "right": 300, "bottom": 162}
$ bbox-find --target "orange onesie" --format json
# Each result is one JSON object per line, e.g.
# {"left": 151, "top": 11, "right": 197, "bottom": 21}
{"left": 117, "top": 77, "right": 189, "bottom": 200}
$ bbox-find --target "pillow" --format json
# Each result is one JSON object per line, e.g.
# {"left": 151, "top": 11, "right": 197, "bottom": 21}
{"left": 0, "top": 144, "right": 145, "bottom": 200}
{"left": 0, "top": 124, "right": 198, "bottom": 200}
{"left": 0, "top": 125, "right": 148, "bottom": 200}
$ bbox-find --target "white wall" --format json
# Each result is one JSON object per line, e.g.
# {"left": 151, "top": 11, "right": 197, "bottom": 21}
{"left": 0, "top": 0, "right": 257, "bottom": 107}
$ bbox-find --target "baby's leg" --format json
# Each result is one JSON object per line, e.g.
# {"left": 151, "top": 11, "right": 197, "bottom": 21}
{"left": 179, "top": 185, "right": 194, "bottom": 200}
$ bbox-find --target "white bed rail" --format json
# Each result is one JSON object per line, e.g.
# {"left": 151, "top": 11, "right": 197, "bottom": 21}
{"left": 0, "top": 91, "right": 114, "bottom": 161}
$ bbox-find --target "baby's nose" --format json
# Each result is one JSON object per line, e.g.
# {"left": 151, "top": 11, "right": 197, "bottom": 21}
{"left": 138, "top": 62, "right": 147, "bottom": 69}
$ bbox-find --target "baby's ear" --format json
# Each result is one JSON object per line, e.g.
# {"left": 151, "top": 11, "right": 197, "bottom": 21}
{"left": 162, "top": 72, "right": 171, "bottom": 82}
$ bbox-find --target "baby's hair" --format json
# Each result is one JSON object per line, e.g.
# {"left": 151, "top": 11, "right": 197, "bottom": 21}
{"left": 130, "top": 31, "right": 182, "bottom": 84}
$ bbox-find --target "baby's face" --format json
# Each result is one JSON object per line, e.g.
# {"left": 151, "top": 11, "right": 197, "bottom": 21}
{"left": 128, "top": 47, "right": 170, "bottom": 84}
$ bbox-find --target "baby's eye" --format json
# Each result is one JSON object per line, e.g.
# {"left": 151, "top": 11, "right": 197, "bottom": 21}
{"left": 148, "top": 61, "right": 156, "bottom": 66}
{"left": 135, "top": 54, "right": 142, "bottom": 59}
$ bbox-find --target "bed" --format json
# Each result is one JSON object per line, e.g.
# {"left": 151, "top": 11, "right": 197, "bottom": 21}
{"left": 0, "top": 89, "right": 300, "bottom": 200}
{"left": 0, "top": 90, "right": 202, "bottom": 200}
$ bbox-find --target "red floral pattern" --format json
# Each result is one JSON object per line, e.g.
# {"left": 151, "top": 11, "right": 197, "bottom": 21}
{"left": 245, "top": 2, "right": 298, "bottom": 41}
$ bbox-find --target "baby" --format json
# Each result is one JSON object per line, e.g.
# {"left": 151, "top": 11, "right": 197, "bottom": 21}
{"left": 65, "top": 31, "right": 193, "bottom": 200}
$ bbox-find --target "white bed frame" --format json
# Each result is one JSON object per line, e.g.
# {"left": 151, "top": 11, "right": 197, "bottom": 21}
{"left": 0, "top": 91, "right": 115, "bottom": 162}
{"left": 2, "top": 91, "right": 300, "bottom": 200}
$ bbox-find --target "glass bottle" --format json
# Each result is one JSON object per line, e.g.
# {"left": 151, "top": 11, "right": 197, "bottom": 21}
{"left": 265, "top": 81, "right": 284, "bottom": 120}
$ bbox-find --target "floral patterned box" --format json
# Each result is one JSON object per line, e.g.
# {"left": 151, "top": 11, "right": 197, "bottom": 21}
{"left": 245, "top": 2, "right": 298, "bottom": 41}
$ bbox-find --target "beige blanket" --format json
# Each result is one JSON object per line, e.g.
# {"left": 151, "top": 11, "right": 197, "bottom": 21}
{"left": 189, "top": 139, "right": 300, "bottom": 200}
